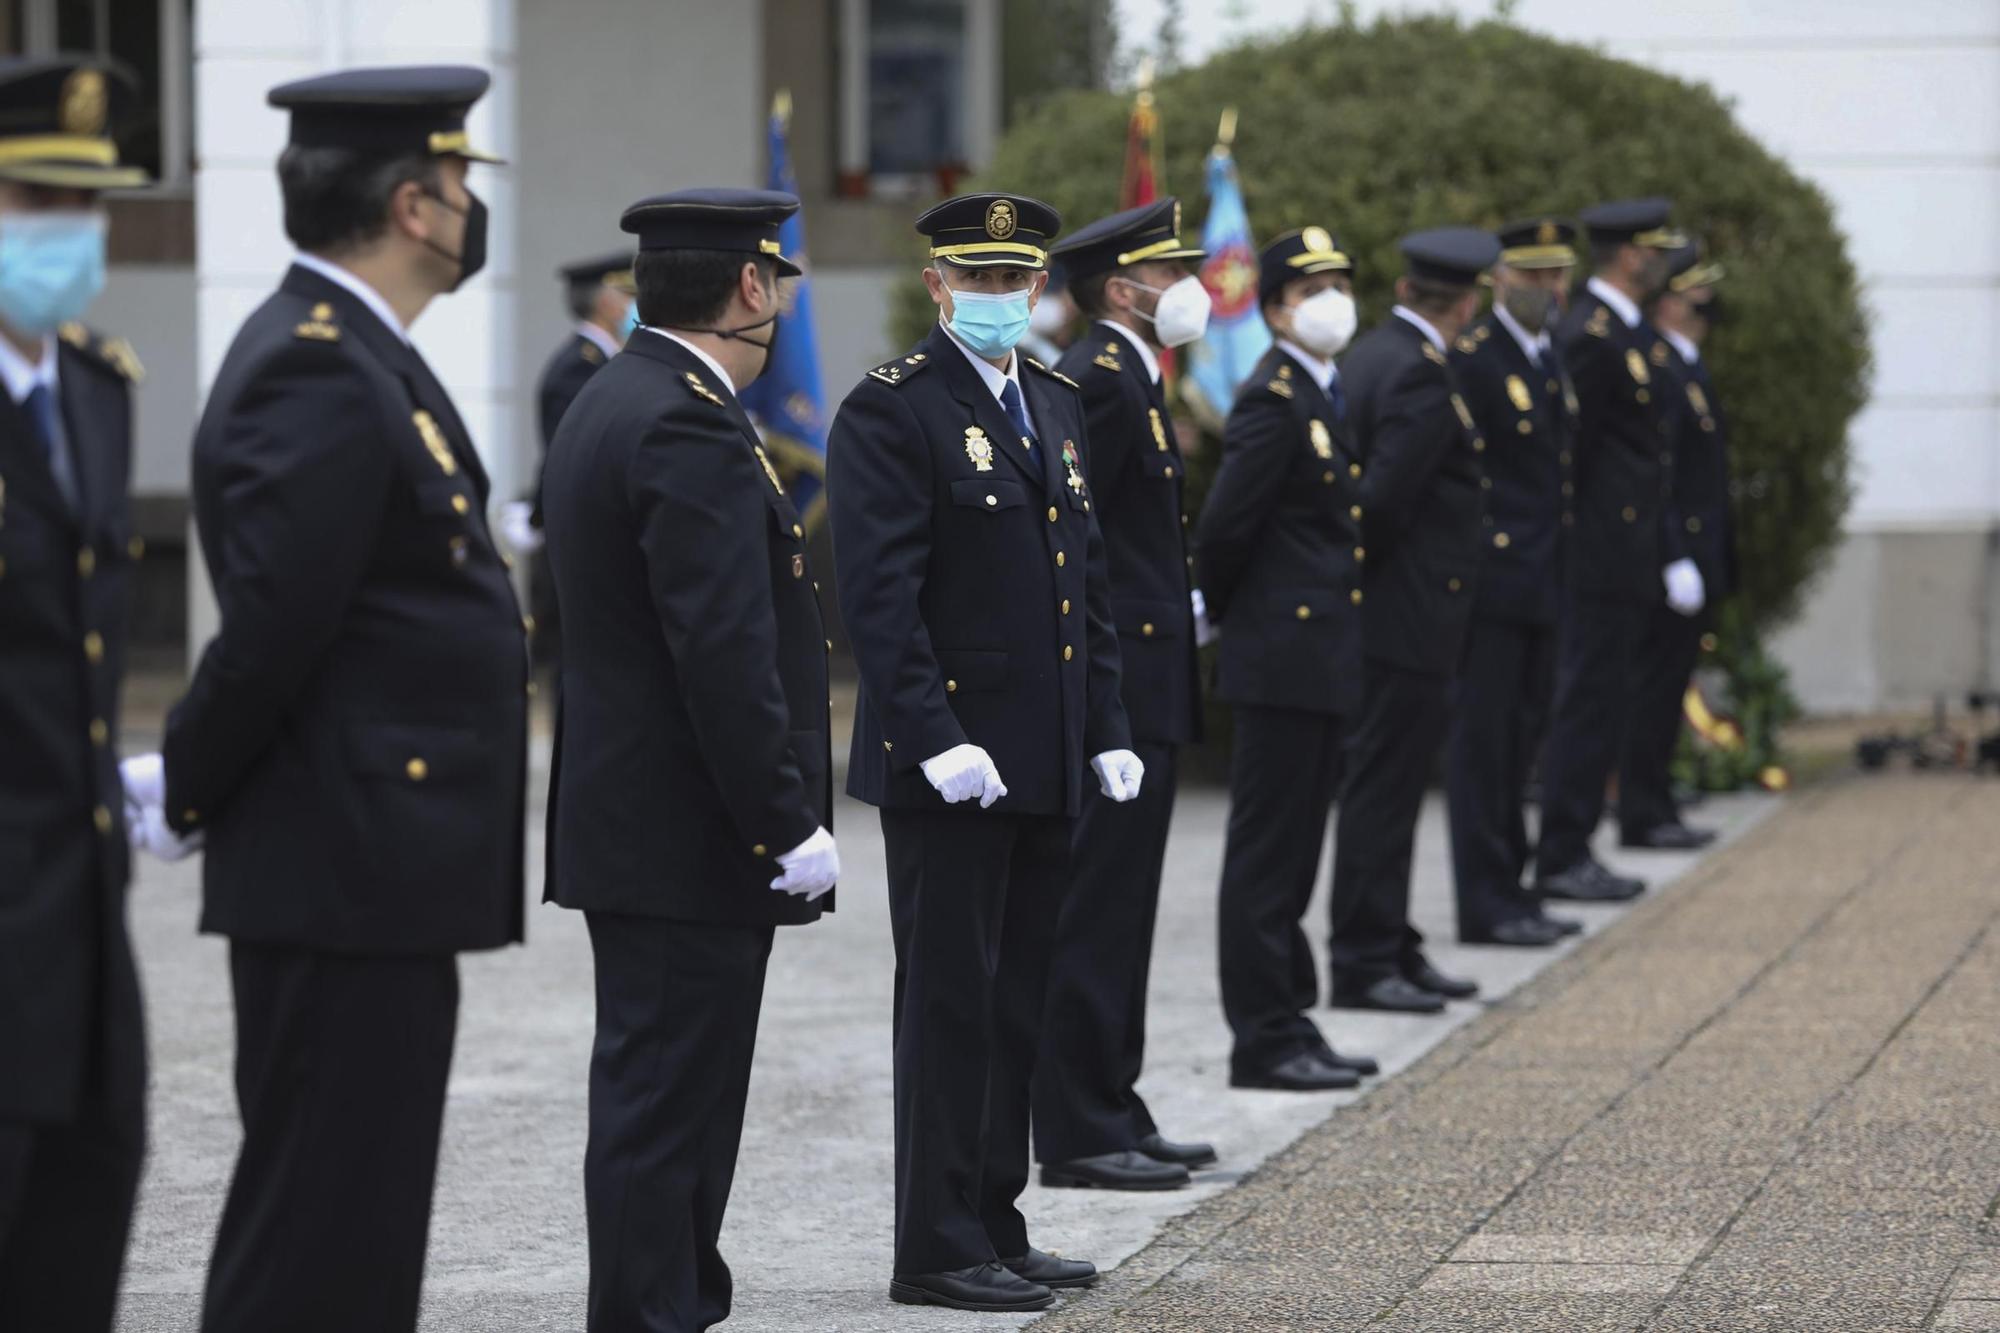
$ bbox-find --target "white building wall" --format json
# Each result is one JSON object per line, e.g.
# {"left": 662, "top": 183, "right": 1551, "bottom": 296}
{"left": 188, "top": 0, "right": 519, "bottom": 653}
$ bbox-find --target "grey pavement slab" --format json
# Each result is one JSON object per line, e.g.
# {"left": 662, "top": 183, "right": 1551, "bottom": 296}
{"left": 113, "top": 724, "right": 1771, "bottom": 1332}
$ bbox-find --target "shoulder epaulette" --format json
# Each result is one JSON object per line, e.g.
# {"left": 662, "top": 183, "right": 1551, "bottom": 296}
{"left": 1585, "top": 306, "right": 1612, "bottom": 338}
{"left": 293, "top": 301, "right": 341, "bottom": 343}
{"left": 1474, "top": 324, "right": 1492, "bottom": 341}
{"left": 683, "top": 370, "right": 727, "bottom": 407}
{"left": 580, "top": 341, "right": 604, "bottom": 364}
{"left": 1091, "top": 339, "right": 1123, "bottom": 373}
{"left": 866, "top": 350, "right": 931, "bottom": 387}
{"left": 59, "top": 322, "right": 147, "bottom": 382}
{"left": 1422, "top": 341, "right": 1447, "bottom": 366}
{"left": 1454, "top": 333, "right": 1480, "bottom": 355}
{"left": 1023, "top": 356, "right": 1079, "bottom": 390}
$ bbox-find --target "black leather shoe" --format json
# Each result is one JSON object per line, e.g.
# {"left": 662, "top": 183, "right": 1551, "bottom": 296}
{"left": 1460, "top": 917, "right": 1566, "bottom": 947}
{"left": 1230, "top": 1050, "right": 1361, "bottom": 1091}
{"left": 1543, "top": 913, "right": 1584, "bottom": 937}
{"left": 1537, "top": 859, "right": 1645, "bottom": 902}
{"left": 1405, "top": 959, "right": 1479, "bottom": 999}
{"left": 1621, "top": 822, "right": 1717, "bottom": 850}
{"left": 1002, "top": 1247, "right": 1098, "bottom": 1289}
{"left": 1137, "top": 1132, "right": 1218, "bottom": 1169}
{"left": 1041, "top": 1150, "right": 1188, "bottom": 1191}
{"left": 1330, "top": 975, "right": 1447, "bottom": 1014}
{"left": 1315, "top": 1045, "right": 1381, "bottom": 1077}
{"left": 890, "top": 1263, "right": 1053, "bottom": 1311}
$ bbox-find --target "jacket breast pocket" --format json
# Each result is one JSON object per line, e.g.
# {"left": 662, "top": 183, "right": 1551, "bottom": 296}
{"left": 935, "top": 648, "right": 1010, "bottom": 693}
{"left": 1114, "top": 596, "right": 1182, "bottom": 642}
{"left": 1139, "top": 452, "right": 1182, "bottom": 484}
{"left": 950, "top": 478, "right": 1028, "bottom": 513}
{"left": 1269, "top": 586, "right": 1344, "bottom": 625}
{"left": 413, "top": 477, "right": 477, "bottom": 522}
{"left": 345, "top": 721, "right": 489, "bottom": 785}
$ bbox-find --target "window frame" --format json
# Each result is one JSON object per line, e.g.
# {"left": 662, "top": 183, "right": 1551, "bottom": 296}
{"left": 836, "top": 0, "right": 1000, "bottom": 199}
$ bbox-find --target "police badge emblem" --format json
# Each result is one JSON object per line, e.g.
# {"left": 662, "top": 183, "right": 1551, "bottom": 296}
{"left": 1506, "top": 375, "right": 1532, "bottom": 412}
{"left": 963, "top": 426, "right": 995, "bottom": 472}
{"left": 1308, "top": 418, "right": 1334, "bottom": 460}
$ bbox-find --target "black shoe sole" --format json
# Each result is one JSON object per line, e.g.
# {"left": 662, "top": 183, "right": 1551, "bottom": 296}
{"left": 1539, "top": 887, "right": 1644, "bottom": 902}
{"left": 888, "top": 1281, "right": 1054, "bottom": 1311}
{"left": 1458, "top": 934, "right": 1561, "bottom": 948}
{"left": 1327, "top": 995, "right": 1446, "bottom": 1014}
{"left": 1229, "top": 1071, "right": 1360, "bottom": 1091}
{"left": 1040, "top": 1166, "right": 1188, "bottom": 1191}
{"left": 1140, "top": 1148, "right": 1220, "bottom": 1169}
{"left": 1008, "top": 1269, "right": 1100, "bottom": 1290}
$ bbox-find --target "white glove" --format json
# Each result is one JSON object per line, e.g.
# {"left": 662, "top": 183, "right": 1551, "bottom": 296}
{"left": 499, "top": 500, "right": 543, "bottom": 555}
{"left": 771, "top": 825, "right": 839, "bottom": 901}
{"left": 920, "top": 743, "right": 1008, "bottom": 809}
{"left": 1091, "top": 749, "right": 1146, "bottom": 803}
{"left": 1191, "top": 588, "right": 1219, "bottom": 648}
{"left": 119, "top": 754, "right": 203, "bottom": 862}
{"left": 1663, "top": 558, "right": 1706, "bottom": 617}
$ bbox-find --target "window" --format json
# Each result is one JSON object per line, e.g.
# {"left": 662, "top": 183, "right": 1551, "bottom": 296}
{"left": 839, "top": 0, "right": 998, "bottom": 198}
{"left": 3, "top": 0, "right": 193, "bottom": 186}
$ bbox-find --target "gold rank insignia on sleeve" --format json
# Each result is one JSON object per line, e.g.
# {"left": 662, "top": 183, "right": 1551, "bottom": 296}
{"left": 752, "top": 444, "right": 786, "bottom": 495}
{"left": 1422, "top": 342, "right": 1447, "bottom": 366}
{"left": 1451, "top": 393, "right": 1476, "bottom": 431}
{"left": 1308, "top": 418, "right": 1334, "bottom": 459}
{"left": 1149, "top": 407, "right": 1170, "bottom": 452}
{"left": 412, "top": 410, "right": 457, "bottom": 476}
{"left": 963, "top": 425, "right": 995, "bottom": 472}
{"left": 1625, "top": 348, "right": 1650, "bottom": 385}
{"left": 294, "top": 302, "right": 340, "bottom": 342}
{"left": 684, "top": 371, "right": 726, "bottom": 407}
{"left": 1506, "top": 374, "right": 1532, "bottom": 412}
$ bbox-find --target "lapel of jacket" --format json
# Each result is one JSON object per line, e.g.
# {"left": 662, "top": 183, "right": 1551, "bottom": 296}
{"left": 1017, "top": 361, "right": 1070, "bottom": 500}
{"left": 928, "top": 323, "right": 1042, "bottom": 490}
{"left": 56, "top": 343, "right": 117, "bottom": 535}
{"left": 0, "top": 379, "right": 73, "bottom": 529}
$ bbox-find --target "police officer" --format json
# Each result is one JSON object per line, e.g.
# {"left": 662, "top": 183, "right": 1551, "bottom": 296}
{"left": 1198, "top": 227, "right": 1381, "bottom": 1090}
{"left": 1445, "top": 218, "right": 1587, "bottom": 947}
{"left": 542, "top": 189, "right": 837, "bottom": 1333}
{"left": 1036, "top": 198, "right": 1210, "bottom": 1190}
{"left": 501, "top": 251, "right": 636, "bottom": 663}
{"left": 1621, "top": 241, "right": 1732, "bottom": 849}
{"left": 1535, "top": 198, "right": 1694, "bottom": 902}
{"left": 0, "top": 55, "right": 151, "bottom": 1333}
{"left": 828, "top": 192, "right": 1139, "bottom": 1313}
{"left": 130, "top": 67, "right": 527, "bottom": 1332}
{"left": 1326, "top": 227, "right": 1498, "bottom": 1014}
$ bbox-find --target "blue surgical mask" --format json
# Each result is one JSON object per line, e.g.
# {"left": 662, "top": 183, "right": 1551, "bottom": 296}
{"left": 619, "top": 300, "right": 640, "bottom": 341}
{"left": 0, "top": 212, "right": 107, "bottom": 336}
{"left": 942, "top": 280, "right": 1032, "bottom": 359}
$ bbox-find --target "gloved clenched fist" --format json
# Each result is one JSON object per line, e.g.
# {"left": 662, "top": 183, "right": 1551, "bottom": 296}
{"left": 770, "top": 826, "right": 839, "bottom": 901}
{"left": 1663, "top": 558, "right": 1705, "bottom": 617}
{"left": 119, "top": 753, "right": 204, "bottom": 863}
{"left": 499, "top": 500, "right": 544, "bottom": 556}
{"left": 1091, "top": 749, "right": 1145, "bottom": 803}
{"left": 1191, "top": 588, "right": 1219, "bottom": 648}
{"left": 920, "top": 743, "right": 1008, "bottom": 809}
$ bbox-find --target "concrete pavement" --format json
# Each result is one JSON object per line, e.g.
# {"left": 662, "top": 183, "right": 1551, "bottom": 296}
{"left": 111, "top": 721, "right": 1779, "bottom": 1331}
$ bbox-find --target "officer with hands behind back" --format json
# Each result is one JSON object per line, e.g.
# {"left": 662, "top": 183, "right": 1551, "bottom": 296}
{"left": 828, "top": 191, "right": 1139, "bottom": 1314}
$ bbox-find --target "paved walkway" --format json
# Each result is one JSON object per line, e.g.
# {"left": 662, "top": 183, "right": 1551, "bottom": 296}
{"left": 112, "top": 711, "right": 1789, "bottom": 1332}
{"left": 1035, "top": 771, "right": 2000, "bottom": 1332}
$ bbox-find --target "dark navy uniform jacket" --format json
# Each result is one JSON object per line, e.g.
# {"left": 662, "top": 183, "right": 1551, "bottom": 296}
{"left": 1055, "top": 323, "right": 1200, "bottom": 745}
{"left": 1451, "top": 312, "right": 1578, "bottom": 625}
{"left": 165, "top": 264, "right": 529, "bottom": 956}
{"left": 829, "top": 321, "right": 1131, "bottom": 818}
{"left": 1657, "top": 341, "right": 1736, "bottom": 601}
{"left": 1342, "top": 314, "right": 1488, "bottom": 677}
{"left": 0, "top": 326, "right": 145, "bottom": 1120}
{"left": 1556, "top": 285, "right": 1690, "bottom": 604}
{"left": 541, "top": 331, "right": 830, "bottom": 926}
{"left": 1196, "top": 344, "right": 1365, "bottom": 718}
{"left": 531, "top": 329, "right": 609, "bottom": 525}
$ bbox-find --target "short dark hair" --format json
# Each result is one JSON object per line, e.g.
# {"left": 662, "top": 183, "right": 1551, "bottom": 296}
{"left": 278, "top": 145, "right": 440, "bottom": 255}
{"left": 564, "top": 280, "right": 601, "bottom": 322}
{"left": 1401, "top": 276, "right": 1470, "bottom": 318}
{"left": 635, "top": 249, "right": 774, "bottom": 329}
{"left": 1588, "top": 237, "right": 1626, "bottom": 272}
{"left": 1070, "top": 270, "right": 1115, "bottom": 321}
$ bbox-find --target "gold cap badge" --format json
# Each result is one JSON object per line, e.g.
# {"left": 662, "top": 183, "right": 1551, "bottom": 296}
{"left": 985, "top": 199, "right": 1017, "bottom": 241}
{"left": 1302, "top": 226, "right": 1333, "bottom": 254}
{"left": 1537, "top": 219, "right": 1559, "bottom": 246}
{"left": 59, "top": 68, "right": 107, "bottom": 136}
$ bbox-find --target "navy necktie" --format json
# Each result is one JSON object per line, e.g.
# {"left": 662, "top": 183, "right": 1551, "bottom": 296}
{"left": 1000, "top": 378, "right": 1035, "bottom": 451}
{"left": 1325, "top": 372, "right": 1347, "bottom": 423}
{"left": 23, "top": 382, "right": 78, "bottom": 511}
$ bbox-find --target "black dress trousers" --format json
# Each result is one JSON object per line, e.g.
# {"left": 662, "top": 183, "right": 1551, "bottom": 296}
{"left": 200, "top": 943, "right": 459, "bottom": 1333}
{"left": 1620, "top": 603, "right": 1706, "bottom": 836}
{"left": 582, "top": 913, "right": 775, "bottom": 1333}
{"left": 0, "top": 928, "right": 145, "bottom": 1333}
{"left": 879, "top": 807, "right": 1068, "bottom": 1276}
{"left": 1328, "top": 661, "right": 1451, "bottom": 986}
{"left": 1535, "top": 595, "right": 1649, "bottom": 875}
{"left": 1217, "top": 706, "right": 1344, "bottom": 1075}
{"left": 1035, "top": 741, "right": 1175, "bottom": 1163}
{"left": 1447, "top": 616, "right": 1559, "bottom": 933}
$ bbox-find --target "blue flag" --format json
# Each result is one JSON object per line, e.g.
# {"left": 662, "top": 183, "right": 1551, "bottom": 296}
{"left": 740, "top": 96, "right": 828, "bottom": 529}
{"left": 1184, "top": 147, "right": 1270, "bottom": 430}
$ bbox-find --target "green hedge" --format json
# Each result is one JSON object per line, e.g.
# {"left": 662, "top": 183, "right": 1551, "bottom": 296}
{"left": 891, "top": 12, "right": 1869, "bottom": 632}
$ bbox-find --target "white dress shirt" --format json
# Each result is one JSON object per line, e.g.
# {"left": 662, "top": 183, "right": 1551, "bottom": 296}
{"left": 1276, "top": 337, "right": 1340, "bottom": 397}
{"left": 0, "top": 328, "right": 57, "bottom": 407}
{"left": 1492, "top": 301, "right": 1551, "bottom": 366}
{"left": 291, "top": 251, "right": 411, "bottom": 345}
{"left": 640, "top": 327, "right": 738, "bottom": 396}
{"left": 940, "top": 318, "right": 1036, "bottom": 441}
{"left": 577, "top": 321, "right": 623, "bottom": 360}
{"left": 1586, "top": 274, "right": 1642, "bottom": 330}
{"left": 1391, "top": 304, "right": 1448, "bottom": 354}
{"left": 1095, "top": 318, "right": 1161, "bottom": 384}
{"left": 1662, "top": 327, "right": 1700, "bottom": 366}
